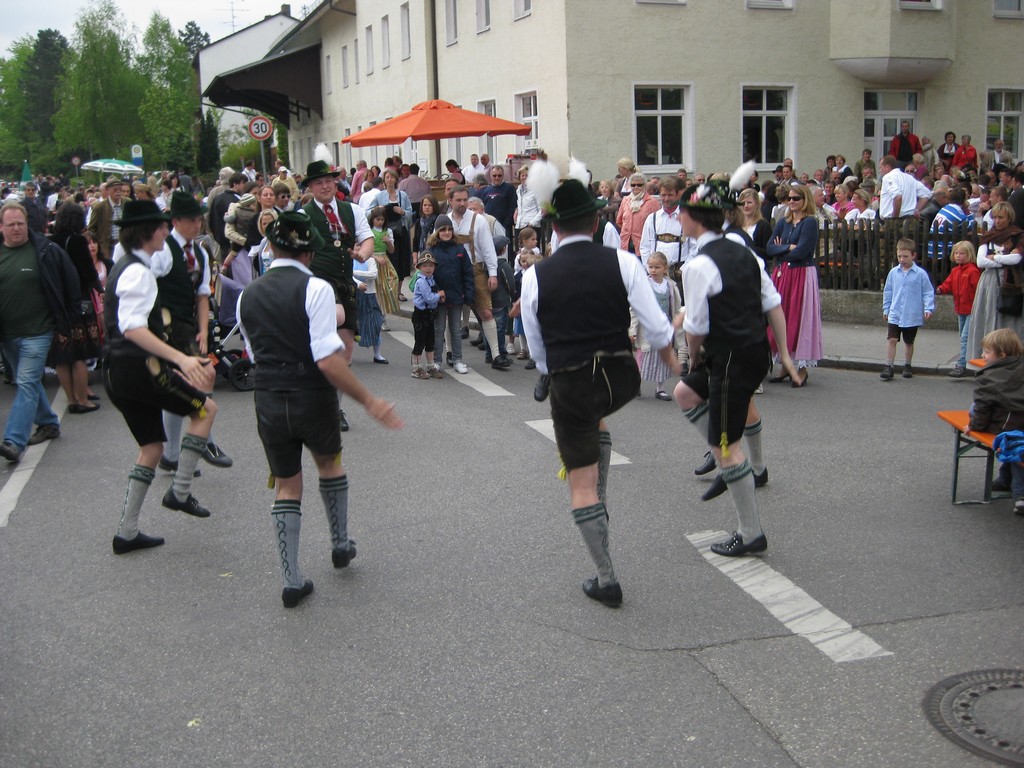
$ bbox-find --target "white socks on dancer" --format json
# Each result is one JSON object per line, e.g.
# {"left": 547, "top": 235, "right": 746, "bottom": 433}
{"left": 722, "top": 459, "right": 762, "bottom": 542}
{"left": 573, "top": 503, "right": 617, "bottom": 587}
{"left": 271, "top": 499, "right": 304, "bottom": 589}
{"left": 116, "top": 464, "right": 155, "bottom": 540}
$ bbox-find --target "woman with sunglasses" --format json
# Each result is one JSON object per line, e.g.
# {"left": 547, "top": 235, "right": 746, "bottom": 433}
{"left": 615, "top": 173, "right": 658, "bottom": 254}
{"left": 765, "top": 184, "right": 821, "bottom": 385}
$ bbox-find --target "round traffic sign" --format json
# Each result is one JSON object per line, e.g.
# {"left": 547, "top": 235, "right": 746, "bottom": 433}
{"left": 71, "top": 156, "right": 80, "bottom": 167}
{"left": 248, "top": 116, "right": 273, "bottom": 141}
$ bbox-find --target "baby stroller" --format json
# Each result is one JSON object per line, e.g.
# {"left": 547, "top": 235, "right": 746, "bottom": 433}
{"left": 208, "top": 271, "right": 255, "bottom": 391}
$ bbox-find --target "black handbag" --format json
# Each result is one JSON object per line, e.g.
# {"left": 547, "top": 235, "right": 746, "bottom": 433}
{"left": 997, "top": 266, "right": 1024, "bottom": 317}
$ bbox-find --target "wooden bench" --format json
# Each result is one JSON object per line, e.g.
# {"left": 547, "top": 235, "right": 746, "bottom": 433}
{"left": 936, "top": 410, "right": 1008, "bottom": 504}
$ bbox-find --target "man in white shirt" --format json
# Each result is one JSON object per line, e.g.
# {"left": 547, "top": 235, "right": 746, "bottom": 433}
{"left": 462, "top": 154, "right": 487, "bottom": 183}
{"left": 879, "top": 155, "right": 929, "bottom": 219}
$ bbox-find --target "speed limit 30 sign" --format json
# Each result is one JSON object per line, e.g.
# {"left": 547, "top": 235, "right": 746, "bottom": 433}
{"left": 248, "top": 115, "right": 273, "bottom": 141}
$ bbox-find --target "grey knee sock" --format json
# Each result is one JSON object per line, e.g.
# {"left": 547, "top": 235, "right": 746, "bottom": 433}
{"left": 271, "top": 499, "right": 304, "bottom": 589}
{"left": 684, "top": 403, "right": 710, "bottom": 442}
{"left": 320, "top": 475, "right": 351, "bottom": 550}
{"left": 723, "top": 459, "right": 762, "bottom": 542}
{"left": 573, "top": 503, "right": 617, "bottom": 586}
{"left": 162, "top": 412, "right": 184, "bottom": 462}
{"left": 597, "top": 431, "right": 612, "bottom": 507}
{"left": 116, "top": 464, "right": 155, "bottom": 540}
{"left": 172, "top": 434, "right": 207, "bottom": 501}
{"left": 743, "top": 420, "right": 765, "bottom": 474}
{"left": 481, "top": 319, "right": 500, "bottom": 357}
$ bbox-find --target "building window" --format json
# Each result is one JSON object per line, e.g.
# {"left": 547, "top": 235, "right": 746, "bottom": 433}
{"left": 365, "top": 26, "right": 374, "bottom": 74}
{"left": 477, "top": 0, "right": 491, "bottom": 32}
{"left": 994, "top": 0, "right": 1024, "bottom": 17}
{"left": 516, "top": 91, "right": 539, "bottom": 153}
{"left": 636, "top": 0, "right": 685, "bottom": 4}
{"left": 333, "top": 142, "right": 340, "bottom": 168}
{"left": 354, "top": 39, "right": 360, "bottom": 83}
{"left": 988, "top": 90, "right": 1022, "bottom": 157}
{"left": 344, "top": 129, "right": 352, "bottom": 170}
{"left": 341, "top": 46, "right": 349, "bottom": 88}
{"left": 446, "top": 0, "right": 458, "bottom": 45}
{"left": 514, "top": 0, "right": 531, "bottom": 19}
{"left": 863, "top": 90, "right": 918, "bottom": 161}
{"left": 401, "top": 4, "right": 412, "bottom": 60}
{"left": 634, "top": 86, "right": 687, "bottom": 168}
{"left": 900, "top": 0, "right": 942, "bottom": 8}
{"left": 747, "top": 0, "right": 792, "bottom": 8}
{"left": 381, "top": 16, "right": 390, "bottom": 68}
{"left": 478, "top": 99, "right": 496, "bottom": 158}
{"left": 324, "top": 54, "right": 332, "bottom": 94}
{"left": 742, "top": 87, "right": 791, "bottom": 165}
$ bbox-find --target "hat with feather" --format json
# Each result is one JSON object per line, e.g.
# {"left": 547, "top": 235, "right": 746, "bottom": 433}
{"left": 528, "top": 157, "right": 606, "bottom": 221}
{"left": 681, "top": 161, "right": 757, "bottom": 211}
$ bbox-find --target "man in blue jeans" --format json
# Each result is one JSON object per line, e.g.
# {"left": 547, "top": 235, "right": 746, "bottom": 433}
{"left": 0, "top": 202, "right": 79, "bottom": 462}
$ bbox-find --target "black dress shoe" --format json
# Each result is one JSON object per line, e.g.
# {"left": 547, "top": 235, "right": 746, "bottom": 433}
{"left": 331, "top": 539, "right": 358, "bottom": 568}
{"left": 694, "top": 451, "right": 716, "bottom": 476}
{"left": 87, "top": 393, "right": 101, "bottom": 401}
{"left": 491, "top": 354, "right": 512, "bottom": 370}
{"left": 373, "top": 357, "right": 389, "bottom": 364}
{"left": 161, "top": 489, "right": 211, "bottom": 518}
{"left": 710, "top": 531, "right": 768, "bottom": 557}
{"left": 534, "top": 373, "right": 551, "bottom": 402}
{"left": 202, "top": 442, "right": 233, "bottom": 468}
{"left": 767, "top": 372, "right": 791, "bottom": 384}
{"left": 655, "top": 390, "right": 672, "bottom": 401}
{"left": 282, "top": 579, "right": 314, "bottom": 608}
{"left": 525, "top": 359, "right": 536, "bottom": 370}
{"left": 583, "top": 577, "right": 622, "bottom": 607}
{"left": 112, "top": 532, "right": 165, "bottom": 555}
{"left": 339, "top": 409, "right": 349, "bottom": 432}
{"left": 754, "top": 467, "right": 768, "bottom": 488}
{"left": 701, "top": 474, "right": 727, "bottom": 501}
{"left": 470, "top": 336, "right": 484, "bottom": 348}
{"left": 68, "top": 403, "right": 100, "bottom": 414}
{"left": 460, "top": 326, "right": 470, "bottom": 339}
{"left": 158, "top": 456, "right": 200, "bottom": 477}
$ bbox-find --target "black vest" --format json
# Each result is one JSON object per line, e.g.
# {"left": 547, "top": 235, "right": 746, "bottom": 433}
{"left": 104, "top": 253, "right": 165, "bottom": 360}
{"left": 535, "top": 241, "right": 631, "bottom": 372}
{"left": 702, "top": 237, "right": 766, "bottom": 357}
{"left": 156, "top": 236, "right": 205, "bottom": 324}
{"left": 306, "top": 201, "right": 357, "bottom": 286}
{"left": 239, "top": 266, "right": 332, "bottom": 391}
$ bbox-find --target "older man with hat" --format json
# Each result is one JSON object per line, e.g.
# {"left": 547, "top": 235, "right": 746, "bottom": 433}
{"left": 520, "top": 163, "right": 679, "bottom": 608}
{"left": 302, "top": 160, "right": 375, "bottom": 431}
{"left": 103, "top": 199, "right": 218, "bottom": 554}
{"left": 236, "top": 210, "right": 403, "bottom": 609}
{"left": 154, "top": 191, "right": 233, "bottom": 473}
{"left": 672, "top": 174, "right": 794, "bottom": 557}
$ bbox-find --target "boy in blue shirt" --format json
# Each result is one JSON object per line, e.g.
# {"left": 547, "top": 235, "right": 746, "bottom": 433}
{"left": 881, "top": 237, "right": 935, "bottom": 380}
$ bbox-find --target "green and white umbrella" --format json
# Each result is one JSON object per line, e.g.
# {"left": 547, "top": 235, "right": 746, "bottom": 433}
{"left": 80, "top": 158, "right": 143, "bottom": 175}
{"left": 20, "top": 160, "right": 31, "bottom": 186}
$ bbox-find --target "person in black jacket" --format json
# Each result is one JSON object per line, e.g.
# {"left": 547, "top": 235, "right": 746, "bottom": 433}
{"left": 0, "top": 202, "right": 79, "bottom": 462}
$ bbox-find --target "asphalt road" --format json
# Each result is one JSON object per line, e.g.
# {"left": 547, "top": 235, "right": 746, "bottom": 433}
{"left": 1, "top": 315, "right": 1021, "bottom": 768}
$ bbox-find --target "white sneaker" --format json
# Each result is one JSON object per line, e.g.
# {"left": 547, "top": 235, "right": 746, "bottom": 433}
{"left": 506, "top": 343, "right": 516, "bottom": 354}
{"left": 453, "top": 361, "right": 469, "bottom": 374}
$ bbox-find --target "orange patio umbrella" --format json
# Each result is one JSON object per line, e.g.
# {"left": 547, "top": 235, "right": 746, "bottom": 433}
{"left": 342, "top": 99, "right": 532, "bottom": 147}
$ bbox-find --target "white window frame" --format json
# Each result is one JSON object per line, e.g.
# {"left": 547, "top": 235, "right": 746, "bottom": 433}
{"left": 477, "top": 0, "right": 491, "bottom": 32}
{"left": 515, "top": 91, "right": 539, "bottom": 154}
{"left": 381, "top": 16, "right": 391, "bottom": 68}
{"left": 354, "top": 39, "right": 360, "bottom": 83}
{"left": 635, "top": 0, "right": 686, "bottom": 5}
{"left": 633, "top": 84, "right": 691, "bottom": 173}
{"left": 324, "top": 54, "right": 332, "bottom": 94}
{"left": 994, "top": 0, "right": 1024, "bottom": 17}
{"left": 900, "top": 0, "right": 942, "bottom": 9}
{"left": 987, "top": 88, "right": 1023, "bottom": 157}
{"left": 514, "top": 0, "right": 531, "bottom": 19}
{"left": 401, "top": 3, "right": 412, "bottom": 60}
{"left": 365, "top": 26, "right": 374, "bottom": 75}
{"left": 446, "top": 0, "right": 458, "bottom": 45}
{"left": 741, "top": 84, "right": 795, "bottom": 169}
{"left": 477, "top": 99, "right": 496, "bottom": 159}
{"left": 747, "top": 0, "right": 792, "bottom": 8}
{"left": 341, "top": 46, "right": 349, "bottom": 88}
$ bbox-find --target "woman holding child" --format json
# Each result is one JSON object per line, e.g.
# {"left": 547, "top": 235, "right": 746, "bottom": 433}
{"left": 966, "top": 201, "right": 1024, "bottom": 360}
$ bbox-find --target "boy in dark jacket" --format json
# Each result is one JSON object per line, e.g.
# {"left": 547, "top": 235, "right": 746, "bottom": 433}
{"left": 967, "top": 328, "right": 1024, "bottom": 514}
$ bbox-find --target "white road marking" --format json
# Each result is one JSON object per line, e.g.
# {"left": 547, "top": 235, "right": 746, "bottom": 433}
{"left": 0, "top": 389, "right": 67, "bottom": 528}
{"left": 388, "top": 330, "right": 514, "bottom": 397}
{"left": 687, "top": 530, "right": 893, "bottom": 663}
{"left": 525, "top": 419, "right": 631, "bottom": 465}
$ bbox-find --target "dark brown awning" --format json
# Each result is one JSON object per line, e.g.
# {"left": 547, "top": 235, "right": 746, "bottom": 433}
{"left": 203, "top": 44, "right": 322, "bottom": 124}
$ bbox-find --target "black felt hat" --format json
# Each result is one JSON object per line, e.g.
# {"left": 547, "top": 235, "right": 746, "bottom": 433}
{"left": 168, "top": 190, "right": 203, "bottom": 219}
{"left": 266, "top": 210, "right": 324, "bottom": 253}
{"left": 680, "top": 181, "right": 737, "bottom": 211}
{"left": 113, "top": 199, "right": 171, "bottom": 226}
{"left": 548, "top": 179, "right": 607, "bottom": 221}
{"left": 304, "top": 160, "right": 340, "bottom": 184}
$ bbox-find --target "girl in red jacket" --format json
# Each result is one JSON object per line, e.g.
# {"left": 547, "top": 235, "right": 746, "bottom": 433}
{"left": 935, "top": 240, "right": 981, "bottom": 377}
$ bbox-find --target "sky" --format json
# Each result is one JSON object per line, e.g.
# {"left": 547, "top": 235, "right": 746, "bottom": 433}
{"left": 2, "top": 0, "right": 298, "bottom": 55}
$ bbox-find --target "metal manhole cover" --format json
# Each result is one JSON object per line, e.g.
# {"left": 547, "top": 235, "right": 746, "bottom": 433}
{"left": 924, "top": 669, "right": 1024, "bottom": 765}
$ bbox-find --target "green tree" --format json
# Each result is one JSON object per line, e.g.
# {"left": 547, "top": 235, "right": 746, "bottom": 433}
{"left": 54, "top": 0, "right": 146, "bottom": 158}
{"left": 178, "top": 21, "right": 210, "bottom": 60}
{"left": 275, "top": 122, "right": 289, "bottom": 169}
{"left": 197, "top": 109, "right": 221, "bottom": 173}
{"left": 0, "top": 37, "right": 33, "bottom": 172}
{"left": 137, "top": 12, "right": 199, "bottom": 171}
{"left": 23, "top": 30, "right": 69, "bottom": 170}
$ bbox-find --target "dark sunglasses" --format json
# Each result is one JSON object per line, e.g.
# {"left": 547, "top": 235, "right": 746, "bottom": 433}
{"left": 787, "top": 196, "right": 802, "bottom": 201}
{"left": 630, "top": 183, "right": 645, "bottom": 188}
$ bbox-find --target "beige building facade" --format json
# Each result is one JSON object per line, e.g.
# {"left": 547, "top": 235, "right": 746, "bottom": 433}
{"left": 204, "top": 0, "right": 1024, "bottom": 181}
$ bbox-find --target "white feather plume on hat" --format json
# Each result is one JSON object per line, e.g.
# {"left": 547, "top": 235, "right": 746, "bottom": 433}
{"left": 567, "top": 156, "right": 590, "bottom": 187}
{"left": 314, "top": 142, "right": 333, "bottom": 169}
{"left": 527, "top": 160, "right": 561, "bottom": 214}
{"left": 730, "top": 160, "right": 757, "bottom": 192}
